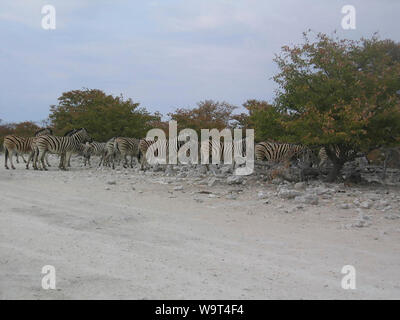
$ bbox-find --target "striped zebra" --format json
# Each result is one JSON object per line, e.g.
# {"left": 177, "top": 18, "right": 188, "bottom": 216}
{"left": 34, "top": 128, "right": 92, "bottom": 171}
{"left": 83, "top": 141, "right": 107, "bottom": 167}
{"left": 318, "top": 147, "right": 338, "bottom": 167}
{"left": 113, "top": 137, "right": 140, "bottom": 169}
{"left": 101, "top": 137, "right": 120, "bottom": 168}
{"left": 31, "top": 128, "right": 78, "bottom": 169}
{"left": 63, "top": 129, "right": 81, "bottom": 167}
{"left": 200, "top": 137, "right": 248, "bottom": 170}
{"left": 3, "top": 127, "right": 53, "bottom": 170}
{"left": 139, "top": 138, "right": 186, "bottom": 170}
{"left": 318, "top": 146, "right": 357, "bottom": 168}
{"left": 255, "top": 141, "right": 311, "bottom": 167}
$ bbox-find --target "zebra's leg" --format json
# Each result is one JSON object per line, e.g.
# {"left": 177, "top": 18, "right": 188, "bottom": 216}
{"left": 26, "top": 151, "right": 35, "bottom": 169}
{"left": 130, "top": 155, "right": 134, "bottom": 168}
{"left": 20, "top": 154, "right": 27, "bottom": 163}
{"left": 15, "top": 152, "right": 19, "bottom": 164}
{"left": 112, "top": 156, "right": 115, "bottom": 169}
{"left": 39, "top": 150, "right": 48, "bottom": 171}
{"left": 67, "top": 154, "right": 72, "bottom": 167}
{"left": 32, "top": 148, "right": 38, "bottom": 170}
{"left": 98, "top": 155, "right": 104, "bottom": 167}
{"left": 45, "top": 154, "right": 51, "bottom": 167}
{"left": 64, "top": 152, "right": 73, "bottom": 170}
{"left": 58, "top": 153, "right": 63, "bottom": 169}
{"left": 140, "top": 156, "right": 145, "bottom": 171}
{"left": 60, "top": 153, "right": 68, "bottom": 170}
{"left": 4, "top": 148, "right": 10, "bottom": 169}
{"left": 122, "top": 154, "right": 128, "bottom": 168}
{"left": 9, "top": 149, "right": 16, "bottom": 169}
{"left": 34, "top": 148, "right": 41, "bottom": 170}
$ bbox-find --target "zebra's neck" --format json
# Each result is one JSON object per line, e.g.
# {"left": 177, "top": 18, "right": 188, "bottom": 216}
{"left": 70, "top": 132, "right": 86, "bottom": 145}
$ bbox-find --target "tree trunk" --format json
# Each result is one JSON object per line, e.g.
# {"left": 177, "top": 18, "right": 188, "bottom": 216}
{"left": 326, "top": 161, "right": 344, "bottom": 182}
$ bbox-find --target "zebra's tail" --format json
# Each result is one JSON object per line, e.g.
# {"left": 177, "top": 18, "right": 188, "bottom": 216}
{"left": 113, "top": 139, "right": 120, "bottom": 154}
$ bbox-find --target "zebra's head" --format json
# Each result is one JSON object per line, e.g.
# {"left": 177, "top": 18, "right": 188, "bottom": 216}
{"left": 296, "top": 146, "right": 318, "bottom": 168}
{"left": 72, "top": 128, "right": 93, "bottom": 143}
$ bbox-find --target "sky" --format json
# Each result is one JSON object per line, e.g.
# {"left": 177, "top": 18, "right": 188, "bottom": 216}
{"left": 0, "top": 0, "right": 399, "bottom": 122}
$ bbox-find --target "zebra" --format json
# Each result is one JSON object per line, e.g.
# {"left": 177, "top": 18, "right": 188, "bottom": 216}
{"left": 101, "top": 137, "right": 119, "bottom": 168}
{"left": 138, "top": 137, "right": 187, "bottom": 170}
{"left": 83, "top": 141, "right": 107, "bottom": 167}
{"left": 3, "top": 127, "right": 53, "bottom": 170}
{"left": 27, "top": 129, "right": 55, "bottom": 169}
{"left": 113, "top": 137, "right": 141, "bottom": 169}
{"left": 62, "top": 129, "right": 82, "bottom": 167}
{"left": 255, "top": 140, "right": 312, "bottom": 167}
{"left": 318, "top": 146, "right": 359, "bottom": 168}
{"left": 200, "top": 137, "right": 248, "bottom": 171}
{"left": 318, "top": 147, "right": 338, "bottom": 167}
{"left": 34, "top": 128, "right": 92, "bottom": 171}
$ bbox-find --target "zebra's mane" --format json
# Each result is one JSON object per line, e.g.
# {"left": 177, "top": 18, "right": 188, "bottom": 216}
{"left": 63, "top": 128, "right": 88, "bottom": 136}
{"left": 64, "top": 129, "right": 78, "bottom": 136}
{"left": 34, "top": 127, "right": 53, "bottom": 136}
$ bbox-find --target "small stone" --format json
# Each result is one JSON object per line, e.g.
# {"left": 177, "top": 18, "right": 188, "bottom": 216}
{"left": 226, "top": 194, "right": 237, "bottom": 200}
{"left": 295, "top": 194, "right": 319, "bottom": 205}
{"left": 352, "top": 220, "right": 370, "bottom": 228}
{"left": 208, "top": 178, "right": 218, "bottom": 187}
{"left": 385, "top": 214, "right": 400, "bottom": 220}
{"left": 360, "top": 201, "right": 373, "bottom": 209}
{"left": 221, "top": 166, "right": 233, "bottom": 175}
{"left": 294, "top": 182, "right": 306, "bottom": 191}
{"left": 375, "top": 200, "right": 389, "bottom": 210}
{"left": 338, "top": 203, "right": 350, "bottom": 210}
{"left": 107, "top": 180, "right": 116, "bottom": 185}
{"left": 314, "top": 187, "right": 331, "bottom": 195}
{"left": 174, "top": 185, "right": 183, "bottom": 191}
{"left": 257, "top": 191, "right": 268, "bottom": 200}
{"left": 271, "top": 177, "right": 284, "bottom": 185}
{"left": 226, "top": 175, "right": 244, "bottom": 185}
{"left": 278, "top": 189, "right": 302, "bottom": 200}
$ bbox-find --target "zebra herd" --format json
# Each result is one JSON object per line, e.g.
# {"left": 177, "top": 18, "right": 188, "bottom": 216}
{"left": 3, "top": 127, "right": 334, "bottom": 172}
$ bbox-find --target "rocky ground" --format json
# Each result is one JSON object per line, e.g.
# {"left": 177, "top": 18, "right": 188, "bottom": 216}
{"left": 0, "top": 154, "right": 399, "bottom": 299}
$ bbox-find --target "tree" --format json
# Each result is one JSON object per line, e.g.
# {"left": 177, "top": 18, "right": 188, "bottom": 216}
{"left": 236, "top": 99, "right": 293, "bottom": 142}
{"left": 13, "top": 121, "right": 41, "bottom": 136}
{"left": 49, "top": 88, "right": 160, "bottom": 141}
{"left": 168, "top": 100, "right": 237, "bottom": 135}
{"left": 273, "top": 32, "right": 400, "bottom": 181}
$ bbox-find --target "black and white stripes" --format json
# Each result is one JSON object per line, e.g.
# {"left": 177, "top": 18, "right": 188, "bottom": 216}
{"left": 34, "top": 128, "right": 92, "bottom": 170}
{"left": 83, "top": 141, "right": 107, "bottom": 167}
{"left": 255, "top": 141, "right": 310, "bottom": 166}
{"left": 114, "top": 137, "right": 140, "bottom": 169}
{"left": 3, "top": 128, "right": 53, "bottom": 170}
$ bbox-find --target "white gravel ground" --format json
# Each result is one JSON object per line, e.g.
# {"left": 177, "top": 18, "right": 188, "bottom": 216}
{"left": 1, "top": 154, "right": 399, "bottom": 299}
